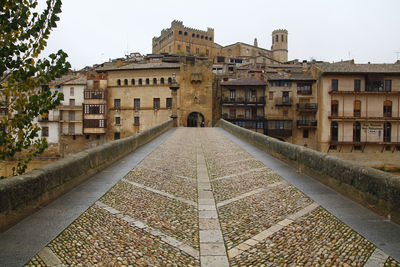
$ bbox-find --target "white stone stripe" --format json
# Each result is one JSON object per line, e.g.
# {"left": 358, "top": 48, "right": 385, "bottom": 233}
{"left": 95, "top": 201, "right": 199, "bottom": 259}
{"left": 213, "top": 167, "right": 269, "bottom": 181}
{"left": 37, "top": 247, "right": 65, "bottom": 267}
{"left": 228, "top": 203, "right": 320, "bottom": 259}
{"left": 217, "top": 181, "right": 286, "bottom": 208}
{"left": 136, "top": 166, "right": 196, "bottom": 182}
{"left": 364, "top": 248, "right": 389, "bottom": 267}
{"left": 121, "top": 179, "right": 197, "bottom": 207}
{"left": 197, "top": 144, "right": 230, "bottom": 267}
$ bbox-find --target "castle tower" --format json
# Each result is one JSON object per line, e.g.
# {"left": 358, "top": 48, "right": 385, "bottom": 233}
{"left": 271, "top": 29, "right": 288, "bottom": 63}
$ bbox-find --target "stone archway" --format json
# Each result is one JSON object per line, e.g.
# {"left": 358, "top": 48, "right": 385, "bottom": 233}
{"left": 187, "top": 112, "right": 205, "bottom": 127}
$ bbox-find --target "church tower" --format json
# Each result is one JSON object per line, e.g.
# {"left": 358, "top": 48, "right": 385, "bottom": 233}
{"left": 271, "top": 29, "right": 288, "bottom": 63}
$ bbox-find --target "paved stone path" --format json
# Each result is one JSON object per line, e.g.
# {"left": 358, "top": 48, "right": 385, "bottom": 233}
{"left": 23, "top": 128, "right": 400, "bottom": 266}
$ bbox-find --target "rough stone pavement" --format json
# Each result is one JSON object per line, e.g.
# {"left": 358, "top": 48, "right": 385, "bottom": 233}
{"left": 20, "top": 128, "right": 400, "bottom": 266}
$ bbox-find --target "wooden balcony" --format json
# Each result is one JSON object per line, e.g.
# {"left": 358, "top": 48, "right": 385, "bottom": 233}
{"left": 266, "top": 129, "right": 292, "bottom": 137}
{"left": 297, "top": 120, "right": 317, "bottom": 127}
{"left": 222, "top": 97, "right": 265, "bottom": 107}
{"left": 296, "top": 103, "right": 317, "bottom": 112}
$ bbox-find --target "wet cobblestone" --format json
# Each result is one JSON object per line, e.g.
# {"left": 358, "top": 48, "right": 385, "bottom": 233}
{"left": 219, "top": 185, "right": 313, "bottom": 249}
{"left": 212, "top": 168, "right": 281, "bottom": 202}
{"left": 100, "top": 180, "right": 198, "bottom": 249}
{"left": 230, "top": 207, "right": 375, "bottom": 266}
{"left": 47, "top": 206, "right": 198, "bottom": 266}
{"left": 125, "top": 167, "right": 197, "bottom": 202}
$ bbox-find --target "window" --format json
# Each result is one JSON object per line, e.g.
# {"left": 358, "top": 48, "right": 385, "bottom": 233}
{"left": 205, "top": 36, "right": 208, "bottom": 40}
{"left": 178, "top": 30, "right": 182, "bottom": 35}
{"left": 354, "top": 79, "right": 361, "bottom": 92}
{"left": 138, "top": 79, "right": 143, "bottom": 85}
{"left": 269, "top": 92, "right": 274, "bottom": 100}
{"left": 153, "top": 98, "right": 160, "bottom": 109}
{"left": 303, "top": 129, "right": 309, "bottom": 138}
{"left": 384, "top": 100, "right": 392, "bottom": 117}
{"left": 384, "top": 122, "right": 391, "bottom": 142}
{"left": 354, "top": 100, "right": 361, "bottom": 117}
{"left": 166, "top": 98, "right": 172, "bottom": 109}
{"left": 117, "top": 79, "right": 121, "bottom": 86}
{"left": 206, "top": 49, "right": 209, "bottom": 56}
{"left": 84, "top": 104, "right": 105, "bottom": 114}
{"left": 131, "top": 79, "right": 135, "bottom": 85}
{"left": 270, "top": 81, "right": 292, "bottom": 87}
{"left": 115, "top": 116, "right": 120, "bottom": 125}
{"left": 209, "top": 37, "right": 212, "bottom": 41}
{"left": 114, "top": 132, "right": 120, "bottom": 140}
{"left": 146, "top": 78, "right": 150, "bottom": 85}
{"left": 229, "top": 109, "right": 236, "bottom": 119}
{"left": 186, "top": 46, "right": 190, "bottom": 53}
{"left": 201, "top": 35, "right": 204, "bottom": 39}
{"left": 281, "top": 35, "right": 284, "bottom": 42}
{"left": 275, "top": 121, "right": 284, "bottom": 129}
{"left": 229, "top": 90, "right": 236, "bottom": 101}
{"left": 196, "top": 48, "right": 199, "bottom": 54}
{"left": 177, "top": 44, "right": 181, "bottom": 51}
{"left": 331, "top": 100, "right": 339, "bottom": 116}
{"left": 282, "top": 91, "right": 290, "bottom": 104}
{"left": 275, "top": 35, "right": 278, "bottom": 42}
{"left": 124, "top": 79, "right": 128, "bottom": 86}
{"left": 134, "top": 98, "right": 140, "bottom": 110}
{"left": 331, "top": 122, "right": 338, "bottom": 141}
{"left": 160, "top": 78, "right": 165, "bottom": 84}
{"left": 331, "top": 79, "right": 338, "bottom": 91}
{"left": 42, "top": 126, "right": 49, "bottom": 137}
{"left": 184, "top": 31, "right": 187, "bottom": 36}
{"left": 86, "top": 135, "right": 90, "bottom": 140}
{"left": 192, "top": 33, "right": 195, "bottom": 37}
{"left": 353, "top": 122, "right": 361, "bottom": 142}
{"left": 168, "top": 77, "right": 172, "bottom": 84}
{"left": 114, "top": 99, "right": 121, "bottom": 109}
{"left": 134, "top": 116, "right": 140, "bottom": 126}
{"left": 70, "top": 87, "right": 74, "bottom": 96}
{"left": 196, "top": 34, "right": 199, "bottom": 38}
{"left": 153, "top": 78, "right": 157, "bottom": 85}
{"left": 385, "top": 80, "right": 392, "bottom": 92}
{"left": 94, "top": 81, "right": 100, "bottom": 89}
{"left": 297, "top": 84, "right": 312, "bottom": 95}
{"left": 69, "top": 99, "right": 75, "bottom": 106}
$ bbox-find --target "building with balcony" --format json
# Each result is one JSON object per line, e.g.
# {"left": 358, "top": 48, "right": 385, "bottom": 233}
{"left": 265, "top": 70, "right": 317, "bottom": 148}
{"left": 220, "top": 78, "right": 266, "bottom": 133}
{"left": 312, "top": 61, "right": 400, "bottom": 167}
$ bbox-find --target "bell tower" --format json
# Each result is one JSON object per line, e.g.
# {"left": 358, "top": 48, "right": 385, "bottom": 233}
{"left": 271, "top": 29, "right": 288, "bottom": 63}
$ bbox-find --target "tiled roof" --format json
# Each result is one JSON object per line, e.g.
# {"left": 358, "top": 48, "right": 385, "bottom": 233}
{"left": 266, "top": 73, "right": 315, "bottom": 81}
{"left": 63, "top": 75, "right": 87, "bottom": 85}
{"left": 315, "top": 62, "right": 400, "bottom": 74}
{"left": 221, "top": 78, "right": 266, "bottom": 86}
{"left": 98, "top": 62, "right": 180, "bottom": 71}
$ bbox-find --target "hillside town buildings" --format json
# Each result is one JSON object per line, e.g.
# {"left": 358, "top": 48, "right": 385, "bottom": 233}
{"left": 34, "top": 20, "right": 400, "bottom": 170}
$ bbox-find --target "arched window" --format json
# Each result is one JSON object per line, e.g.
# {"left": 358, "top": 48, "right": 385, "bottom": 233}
{"left": 146, "top": 78, "right": 150, "bottom": 85}
{"left": 354, "top": 100, "right": 361, "bottom": 117}
{"left": 117, "top": 79, "right": 121, "bottom": 86}
{"left": 124, "top": 79, "right": 128, "bottom": 86}
{"left": 281, "top": 35, "right": 284, "bottom": 42}
{"left": 384, "top": 100, "right": 392, "bottom": 117}
{"left": 331, "top": 100, "right": 339, "bottom": 116}
{"left": 168, "top": 77, "right": 172, "bottom": 84}
{"left": 153, "top": 78, "right": 157, "bottom": 85}
{"left": 138, "top": 79, "right": 142, "bottom": 85}
{"left": 131, "top": 79, "right": 135, "bottom": 85}
{"left": 384, "top": 122, "right": 391, "bottom": 142}
{"left": 331, "top": 122, "right": 338, "bottom": 141}
{"left": 160, "top": 77, "right": 165, "bottom": 84}
{"left": 275, "top": 35, "right": 279, "bottom": 42}
{"left": 353, "top": 122, "right": 361, "bottom": 142}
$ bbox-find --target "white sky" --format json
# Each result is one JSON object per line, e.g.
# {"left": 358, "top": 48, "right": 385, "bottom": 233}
{"left": 38, "top": 0, "right": 400, "bottom": 70}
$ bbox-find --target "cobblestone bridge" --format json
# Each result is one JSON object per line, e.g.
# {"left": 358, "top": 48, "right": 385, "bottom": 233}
{"left": 1, "top": 128, "right": 400, "bottom": 266}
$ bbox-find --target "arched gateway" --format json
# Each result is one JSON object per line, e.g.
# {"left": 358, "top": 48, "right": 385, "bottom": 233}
{"left": 187, "top": 112, "right": 205, "bottom": 127}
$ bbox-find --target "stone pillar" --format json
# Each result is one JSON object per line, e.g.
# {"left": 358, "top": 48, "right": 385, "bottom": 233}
{"left": 169, "top": 74, "right": 180, "bottom": 127}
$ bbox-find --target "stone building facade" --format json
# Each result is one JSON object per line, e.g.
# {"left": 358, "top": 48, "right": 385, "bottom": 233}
{"left": 152, "top": 20, "right": 219, "bottom": 58}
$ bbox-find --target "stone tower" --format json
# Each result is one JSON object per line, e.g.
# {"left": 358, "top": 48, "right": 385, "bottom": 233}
{"left": 271, "top": 29, "right": 288, "bottom": 63}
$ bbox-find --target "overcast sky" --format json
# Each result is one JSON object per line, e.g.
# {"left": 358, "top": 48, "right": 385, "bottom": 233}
{"left": 38, "top": 0, "right": 400, "bottom": 70}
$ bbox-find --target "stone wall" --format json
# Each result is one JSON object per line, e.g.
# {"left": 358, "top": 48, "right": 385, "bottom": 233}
{"left": 216, "top": 119, "right": 400, "bottom": 224}
{"left": 0, "top": 120, "right": 173, "bottom": 232}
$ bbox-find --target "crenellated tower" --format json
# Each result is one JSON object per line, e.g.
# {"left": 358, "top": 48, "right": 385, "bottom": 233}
{"left": 271, "top": 29, "right": 288, "bottom": 63}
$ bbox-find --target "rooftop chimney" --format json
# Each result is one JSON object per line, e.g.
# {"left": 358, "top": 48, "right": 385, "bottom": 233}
{"left": 254, "top": 38, "right": 258, "bottom": 47}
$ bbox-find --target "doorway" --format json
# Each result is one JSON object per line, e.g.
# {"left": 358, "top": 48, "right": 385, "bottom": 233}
{"left": 187, "top": 112, "right": 205, "bottom": 127}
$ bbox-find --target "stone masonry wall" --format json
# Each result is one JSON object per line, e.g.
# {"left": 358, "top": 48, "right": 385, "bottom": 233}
{"left": 216, "top": 119, "right": 400, "bottom": 224}
{"left": 0, "top": 120, "right": 173, "bottom": 232}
